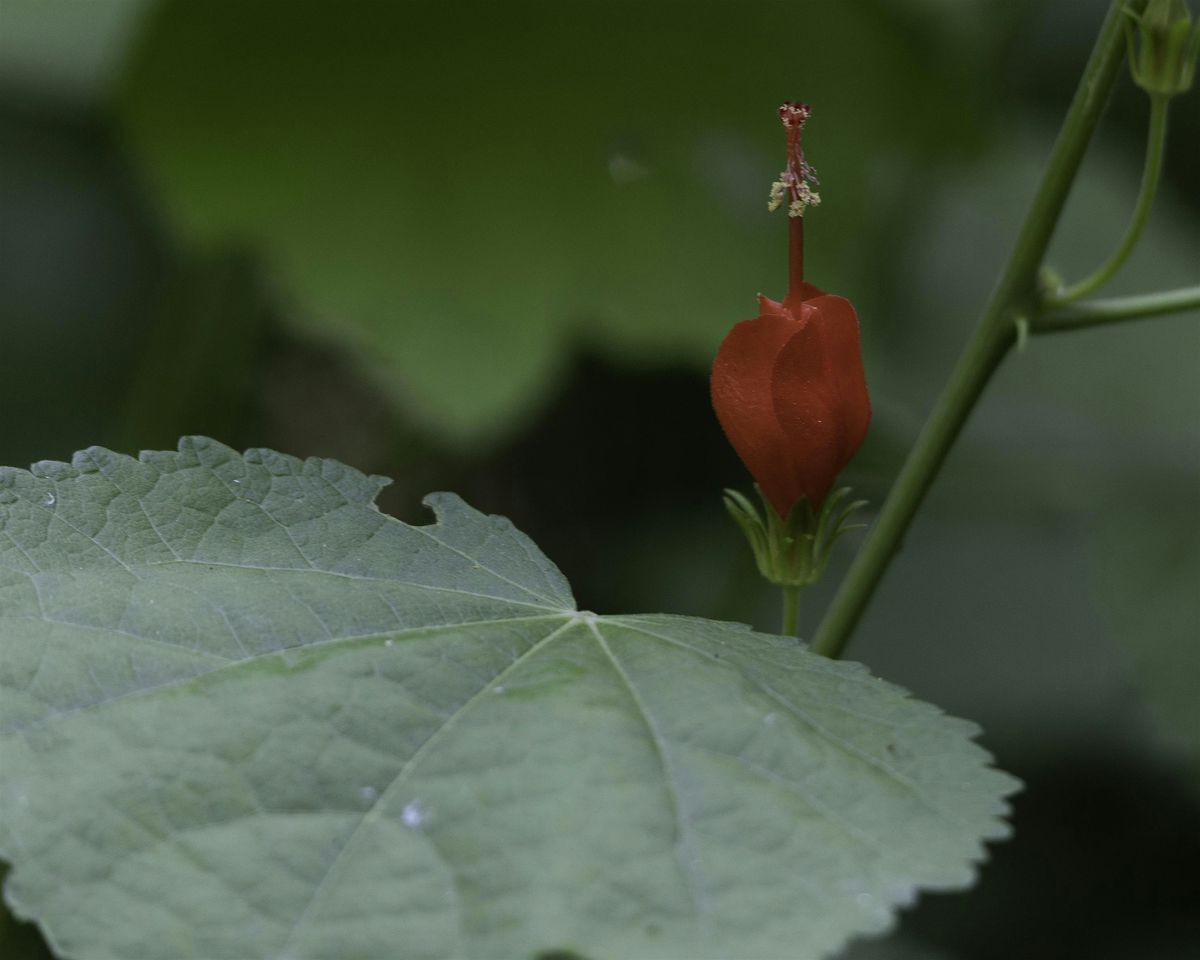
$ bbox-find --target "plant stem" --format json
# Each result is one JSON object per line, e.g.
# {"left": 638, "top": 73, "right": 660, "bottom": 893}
{"left": 810, "top": 0, "right": 1146, "bottom": 661}
{"left": 1051, "top": 93, "right": 1170, "bottom": 305}
{"left": 781, "top": 585, "right": 800, "bottom": 637}
{"left": 1037, "top": 284, "right": 1200, "bottom": 332}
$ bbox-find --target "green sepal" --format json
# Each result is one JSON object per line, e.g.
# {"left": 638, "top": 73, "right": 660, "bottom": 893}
{"left": 723, "top": 485, "right": 870, "bottom": 588}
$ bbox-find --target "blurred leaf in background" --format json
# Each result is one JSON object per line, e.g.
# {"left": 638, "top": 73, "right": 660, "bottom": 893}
{"left": 0, "top": 0, "right": 148, "bottom": 102}
{"left": 120, "top": 253, "right": 269, "bottom": 451}
{"left": 0, "top": 102, "right": 162, "bottom": 467}
{"left": 859, "top": 122, "right": 1200, "bottom": 765}
{"left": 113, "top": 0, "right": 989, "bottom": 447}
{"left": 0, "top": 0, "right": 162, "bottom": 470}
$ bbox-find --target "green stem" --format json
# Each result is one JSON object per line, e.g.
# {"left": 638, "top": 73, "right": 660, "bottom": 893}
{"left": 1050, "top": 93, "right": 1169, "bottom": 305}
{"left": 781, "top": 585, "right": 800, "bottom": 637}
{"left": 810, "top": 0, "right": 1146, "bottom": 661}
{"left": 1037, "top": 284, "right": 1200, "bottom": 332}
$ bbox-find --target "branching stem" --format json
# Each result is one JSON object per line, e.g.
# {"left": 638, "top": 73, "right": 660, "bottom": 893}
{"left": 1050, "top": 93, "right": 1170, "bottom": 305}
{"left": 810, "top": 0, "right": 1153, "bottom": 660}
{"left": 1037, "top": 284, "right": 1200, "bottom": 332}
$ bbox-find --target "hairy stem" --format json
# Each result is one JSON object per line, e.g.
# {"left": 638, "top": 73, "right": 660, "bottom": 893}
{"left": 810, "top": 0, "right": 1148, "bottom": 660}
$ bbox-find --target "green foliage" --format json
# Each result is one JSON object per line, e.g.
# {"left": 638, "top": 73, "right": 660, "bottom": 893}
{"left": 120, "top": 255, "right": 268, "bottom": 451}
{"left": 0, "top": 0, "right": 147, "bottom": 100}
{"left": 1092, "top": 476, "right": 1200, "bottom": 784}
{"left": 0, "top": 439, "right": 1016, "bottom": 959}
{"left": 114, "top": 0, "right": 980, "bottom": 446}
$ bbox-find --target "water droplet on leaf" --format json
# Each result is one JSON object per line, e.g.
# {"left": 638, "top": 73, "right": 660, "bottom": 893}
{"left": 401, "top": 800, "right": 425, "bottom": 828}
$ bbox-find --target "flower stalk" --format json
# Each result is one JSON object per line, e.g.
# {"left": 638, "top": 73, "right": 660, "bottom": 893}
{"left": 1047, "top": 91, "right": 1169, "bottom": 305}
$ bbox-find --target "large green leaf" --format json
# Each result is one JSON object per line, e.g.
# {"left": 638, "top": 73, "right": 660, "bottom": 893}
{"left": 0, "top": 0, "right": 148, "bottom": 102}
{"left": 1090, "top": 475, "right": 1200, "bottom": 786}
{"left": 0, "top": 439, "right": 1016, "bottom": 960}
{"left": 114, "top": 0, "right": 980, "bottom": 445}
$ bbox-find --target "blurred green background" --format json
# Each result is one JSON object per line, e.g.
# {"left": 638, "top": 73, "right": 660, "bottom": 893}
{"left": 1, "top": 1, "right": 1198, "bottom": 958}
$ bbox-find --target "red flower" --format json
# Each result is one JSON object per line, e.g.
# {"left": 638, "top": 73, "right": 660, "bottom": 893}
{"left": 711, "top": 103, "right": 871, "bottom": 517}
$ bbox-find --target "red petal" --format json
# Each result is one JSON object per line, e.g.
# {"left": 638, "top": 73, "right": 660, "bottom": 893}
{"left": 758, "top": 281, "right": 823, "bottom": 319}
{"left": 756, "top": 294, "right": 789, "bottom": 318}
{"left": 786, "top": 281, "right": 826, "bottom": 304}
{"left": 771, "top": 295, "right": 871, "bottom": 506}
{"left": 711, "top": 307, "right": 817, "bottom": 517}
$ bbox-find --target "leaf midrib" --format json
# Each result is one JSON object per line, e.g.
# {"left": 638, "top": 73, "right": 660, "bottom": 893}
{"left": 271, "top": 613, "right": 580, "bottom": 958}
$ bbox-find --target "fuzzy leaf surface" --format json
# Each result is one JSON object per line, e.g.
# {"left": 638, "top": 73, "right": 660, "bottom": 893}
{"left": 0, "top": 439, "right": 1016, "bottom": 959}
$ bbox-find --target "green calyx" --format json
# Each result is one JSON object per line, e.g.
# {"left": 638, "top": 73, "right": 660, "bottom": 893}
{"left": 724, "top": 485, "right": 869, "bottom": 587}
{"left": 1125, "top": 0, "right": 1200, "bottom": 97}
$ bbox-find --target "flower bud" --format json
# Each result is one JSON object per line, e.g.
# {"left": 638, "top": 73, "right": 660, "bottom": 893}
{"left": 1126, "top": 0, "right": 1200, "bottom": 97}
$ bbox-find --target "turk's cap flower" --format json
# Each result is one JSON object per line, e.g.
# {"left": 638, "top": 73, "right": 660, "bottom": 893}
{"left": 711, "top": 100, "right": 871, "bottom": 529}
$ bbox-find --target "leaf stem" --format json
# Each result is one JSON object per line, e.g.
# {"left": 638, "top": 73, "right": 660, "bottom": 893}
{"left": 782, "top": 584, "right": 800, "bottom": 637}
{"left": 810, "top": 0, "right": 1147, "bottom": 660}
{"left": 1036, "top": 284, "right": 1200, "bottom": 332}
{"left": 1050, "top": 92, "right": 1170, "bottom": 305}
